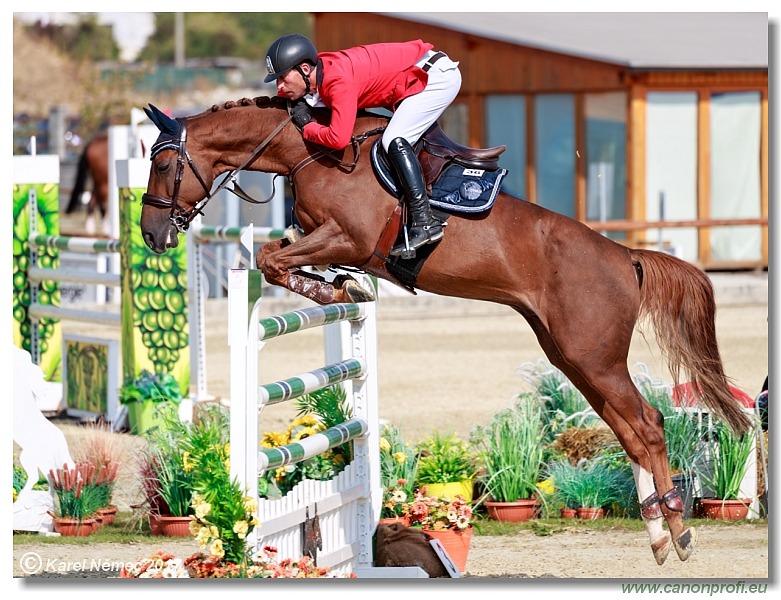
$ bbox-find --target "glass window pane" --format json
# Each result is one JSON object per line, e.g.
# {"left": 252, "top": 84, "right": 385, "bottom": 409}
{"left": 585, "top": 92, "right": 627, "bottom": 235}
{"left": 535, "top": 94, "right": 575, "bottom": 217}
{"left": 645, "top": 92, "right": 698, "bottom": 260}
{"left": 710, "top": 91, "right": 761, "bottom": 262}
{"left": 485, "top": 95, "right": 526, "bottom": 199}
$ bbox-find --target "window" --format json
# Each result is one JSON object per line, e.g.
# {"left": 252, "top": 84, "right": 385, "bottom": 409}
{"left": 709, "top": 91, "right": 762, "bottom": 262}
{"left": 485, "top": 95, "right": 526, "bottom": 199}
{"left": 535, "top": 94, "right": 575, "bottom": 217}
{"left": 645, "top": 92, "right": 698, "bottom": 260}
{"left": 585, "top": 92, "right": 627, "bottom": 234}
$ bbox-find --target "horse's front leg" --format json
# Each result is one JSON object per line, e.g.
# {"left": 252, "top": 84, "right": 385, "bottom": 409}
{"left": 256, "top": 225, "right": 375, "bottom": 305}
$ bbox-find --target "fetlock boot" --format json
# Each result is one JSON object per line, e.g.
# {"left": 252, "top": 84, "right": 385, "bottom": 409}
{"left": 387, "top": 137, "right": 444, "bottom": 258}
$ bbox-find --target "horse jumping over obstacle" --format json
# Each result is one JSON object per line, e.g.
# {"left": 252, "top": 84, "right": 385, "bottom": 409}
{"left": 139, "top": 97, "right": 754, "bottom": 566}
{"left": 65, "top": 132, "right": 109, "bottom": 235}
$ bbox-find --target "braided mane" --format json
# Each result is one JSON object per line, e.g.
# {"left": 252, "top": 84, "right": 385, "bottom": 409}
{"left": 209, "top": 96, "right": 287, "bottom": 113}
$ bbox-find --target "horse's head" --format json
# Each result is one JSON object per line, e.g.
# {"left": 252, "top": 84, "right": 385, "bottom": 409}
{"left": 140, "top": 104, "right": 215, "bottom": 253}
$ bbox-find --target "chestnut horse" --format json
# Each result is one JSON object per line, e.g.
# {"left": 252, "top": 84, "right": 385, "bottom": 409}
{"left": 140, "top": 97, "right": 753, "bottom": 566}
{"left": 66, "top": 132, "right": 109, "bottom": 235}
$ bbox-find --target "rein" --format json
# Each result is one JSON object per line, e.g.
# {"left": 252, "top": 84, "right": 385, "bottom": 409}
{"left": 142, "top": 114, "right": 292, "bottom": 233}
{"left": 289, "top": 125, "right": 387, "bottom": 180}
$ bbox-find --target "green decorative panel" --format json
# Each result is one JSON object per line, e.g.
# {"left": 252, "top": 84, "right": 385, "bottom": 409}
{"left": 12, "top": 182, "right": 62, "bottom": 381}
{"left": 119, "top": 186, "right": 190, "bottom": 397}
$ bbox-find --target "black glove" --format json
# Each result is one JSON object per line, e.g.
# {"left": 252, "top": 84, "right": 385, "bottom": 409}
{"left": 291, "top": 100, "right": 314, "bottom": 132}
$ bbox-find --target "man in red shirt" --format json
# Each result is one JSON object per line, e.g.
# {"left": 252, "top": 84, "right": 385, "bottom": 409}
{"left": 264, "top": 33, "right": 462, "bottom": 258}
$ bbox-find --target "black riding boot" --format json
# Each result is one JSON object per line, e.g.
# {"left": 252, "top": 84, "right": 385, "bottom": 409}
{"left": 387, "top": 137, "right": 444, "bottom": 259}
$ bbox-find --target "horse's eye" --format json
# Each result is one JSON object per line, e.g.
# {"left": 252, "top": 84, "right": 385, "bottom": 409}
{"left": 155, "top": 160, "right": 172, "bottom": 176}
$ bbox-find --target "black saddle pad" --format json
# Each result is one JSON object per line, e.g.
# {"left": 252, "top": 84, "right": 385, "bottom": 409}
{"left": 371, "top": 140, "right": 507, "bottom": 214}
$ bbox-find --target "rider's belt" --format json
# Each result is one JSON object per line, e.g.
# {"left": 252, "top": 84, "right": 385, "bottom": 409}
{"left": 421, "top": 51, "right": 447, "bottom": 72}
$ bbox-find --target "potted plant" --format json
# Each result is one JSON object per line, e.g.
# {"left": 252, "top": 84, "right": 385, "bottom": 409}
{"left": 379, "top": 424, "right": 419, "bottom": 525}
{"left": 415, "top": 430, "right": 476, "bottom": 501}
{"left": 119, "top": 370, "right": 182, "bottom": 435}
{"left": 259, "top": 385, "right": 353, "bottom": 497}
{"left": 546, "top": 456, "right": 630, "bottom": 519}
{"left": 470, "top": 396, "right": 548, "bottom": 522}
{"left": 408, "top": 490, "right": 473, "bottom": 573}
{"left": 139, "top": 412, "right": 194, "bottom": 535}
{"left": 48, "top": 461, "right": 104, "bottom": 536}
{"left": 73, "top": 423, "right": 121, "bottom": 524}
{"left": 699, "top": 420, "right": 757, "bottom": 520}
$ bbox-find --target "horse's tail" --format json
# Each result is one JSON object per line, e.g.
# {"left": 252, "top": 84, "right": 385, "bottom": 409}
{"left": 65, "top": 143, "right": 90, "bottom": 214}
{"left": 631, "top": 249, "right": 754, "bottom": 436}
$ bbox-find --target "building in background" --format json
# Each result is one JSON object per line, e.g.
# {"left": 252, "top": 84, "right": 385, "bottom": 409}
{"left": 313, "top": 12, "right": 768, "bottom": 269}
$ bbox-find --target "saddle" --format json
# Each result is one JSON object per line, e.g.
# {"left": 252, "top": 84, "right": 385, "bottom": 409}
{"left": 416, "top": 122, "right": 505, "bottom": 193}
{"left": 362, "top": 124, "right": 507, "bottom": 294}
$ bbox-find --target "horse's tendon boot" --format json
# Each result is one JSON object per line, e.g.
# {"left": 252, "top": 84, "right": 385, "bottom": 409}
{"left": 651, "top": 532, "right": 673, "bottom": 565}
{"left": 289, "top": 272, "right": 334, "bottom": 304}
{"left": 673, "top": 527, "right": 697, "bottom": 561}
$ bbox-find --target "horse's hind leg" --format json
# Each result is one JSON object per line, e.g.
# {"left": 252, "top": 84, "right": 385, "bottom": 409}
{"left": 566, "top": 368, "right": 697, "bottom": 563}
{"left": 527, "top": 305, "right": 695, "bottom": 563}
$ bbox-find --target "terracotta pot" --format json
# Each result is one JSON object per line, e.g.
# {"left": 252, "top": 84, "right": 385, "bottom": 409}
{"left": 424, "top": 527, "right": 473, "bottom": 573}
{"left": 560, "top": 507, "right": 577, "bottom": 519}
{"left": 484, "top": 498, "right": 540, "bottom": 522}
{"left": 97, "top": 506, "right": 118, "bottom": 526}
{"left": 378, "top": 516, "right": 411, "bottom": 527}
{"left": 52, "top": 517, "right": 96, "bottom": 537}
{"left": 700, "top": 498, "right": 750, "bottom": 520}
{"left": 148, "top": 513, "right": 163, "bottom": 535}
{"left": 157, "top": 514, "right": 193, "bottom": 537}
{"left": 576, "top": 507, "right": 605, "bottom": 520}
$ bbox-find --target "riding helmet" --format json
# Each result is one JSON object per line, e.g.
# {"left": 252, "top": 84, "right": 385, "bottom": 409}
{"left": 264, "top": 34, "right": 318, "bottom": 83}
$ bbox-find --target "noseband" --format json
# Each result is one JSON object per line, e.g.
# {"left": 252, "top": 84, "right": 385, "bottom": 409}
{"left": 142, "top": 114, "right": 292, "bottom": 233}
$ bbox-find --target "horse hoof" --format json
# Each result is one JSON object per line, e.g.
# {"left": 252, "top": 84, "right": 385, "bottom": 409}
{"left": 651, "top": 533, "right": 672, "bottom": 565}
{"left": 673, "top": 526, "right": 697, "bottom": 561}
{"left": 343, "top": 279, "right": 376, "bottom": 303}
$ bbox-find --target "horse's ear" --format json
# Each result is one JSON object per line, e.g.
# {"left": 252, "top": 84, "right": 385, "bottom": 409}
{"left": 144, "top": 104, "right": 179, "bottom": 137}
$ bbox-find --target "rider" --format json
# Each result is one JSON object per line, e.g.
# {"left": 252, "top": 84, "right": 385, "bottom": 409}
{"left": 263, "top": 33, "right": 462, "bottom": 258}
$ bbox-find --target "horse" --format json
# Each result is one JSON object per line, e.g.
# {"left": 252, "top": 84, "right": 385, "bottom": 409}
{"left": 139, "top": 96, "right": 754, "bottom": 566}
{"left": 65, "top": 132, "right": 109, "bottom": 235}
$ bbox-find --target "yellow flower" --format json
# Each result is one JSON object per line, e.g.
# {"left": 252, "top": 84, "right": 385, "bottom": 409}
{"left": 249, "top": 515, "right": 260, "bottom": 527}
{"left": 224, "top": 442, "right": 230, "bottom": 456}
{"left": 210, "top": 525, "right": 220, "bottom": 538}
{"left": 537, "top": 478, "right": 556, "bottom": 495}
{"left": 195, "top": 526, "right": 212, "bottom": 548}
{"left": 233, "top": 520, "right": 249, "bottom": 539}
{"left": 393, "top": 452, "right": 407, "bottom": 464}
{"left": 195, "top": 500, "right": 212, "bottom": 520}
{"left": 261, "top": 431, "right": 288, "bottom": 448}
{"left": 379, "top": 437, "right": 391, "bottom": 453}
{"left": 182, "top": 451, "right": 193, "bottom": 472}
{"left": 188, "top": 520, "right": 201, "bottom": 536}
{"left": 291, "top": 426, "right": 319, "bottom": 441}
{"left": 209, "top": 538, "right": 225, "bottom": 559}
{"left": 291, "top": 414, "right": 319, "bottom": 428}
{"left": 243, "top": 496, "right": 258, "bottom": 514}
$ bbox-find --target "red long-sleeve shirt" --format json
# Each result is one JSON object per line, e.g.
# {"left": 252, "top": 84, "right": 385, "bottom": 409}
{"left": 301, "top": 39, "right": 434, "bottom": 149}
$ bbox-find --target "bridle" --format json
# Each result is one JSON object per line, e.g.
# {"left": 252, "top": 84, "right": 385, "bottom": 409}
{"left": 141, "top": 114, "right": 292, "bottom": 233}
{"left": 141, "top": 105, "right": 385, "bottom": 234}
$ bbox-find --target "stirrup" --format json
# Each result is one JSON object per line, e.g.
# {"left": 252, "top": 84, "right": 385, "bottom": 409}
{"left": 390, "top": 223, "right": 443, "bottom": 259}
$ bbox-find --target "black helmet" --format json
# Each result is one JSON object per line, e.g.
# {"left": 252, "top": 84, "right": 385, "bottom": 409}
{"left": 264, "top": 34, "right": 318, "bottom": 83}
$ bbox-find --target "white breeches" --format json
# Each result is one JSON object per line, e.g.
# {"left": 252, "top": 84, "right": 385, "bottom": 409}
{"left": 381, "top": 50, "right": 462, "bottom": 151}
